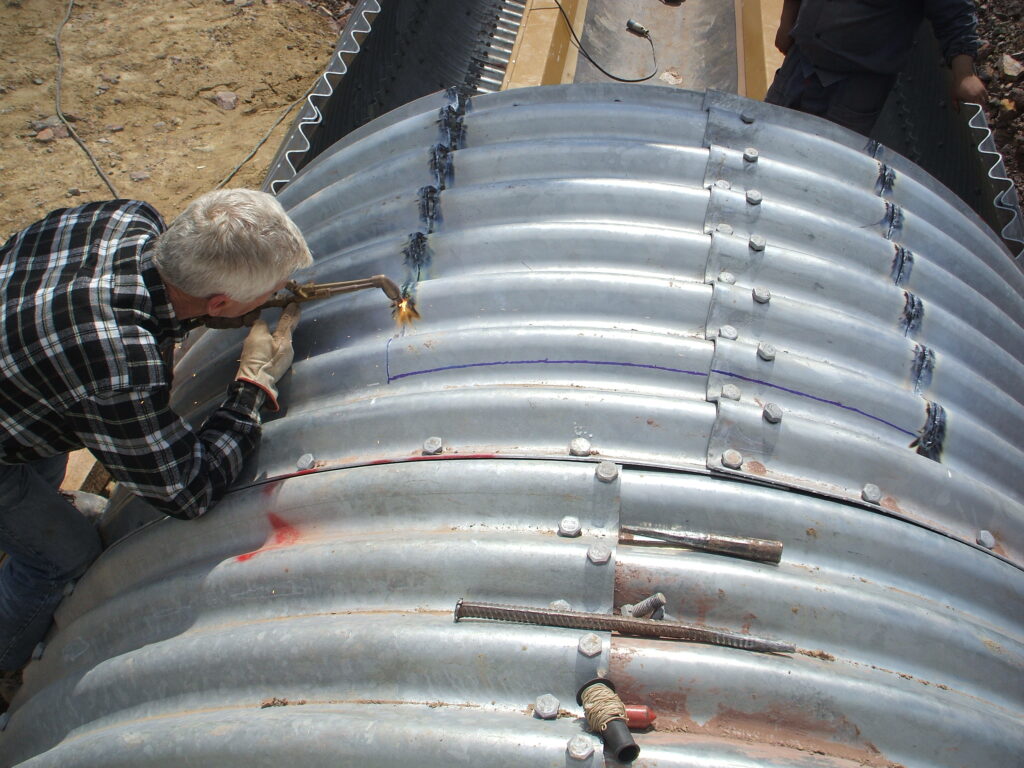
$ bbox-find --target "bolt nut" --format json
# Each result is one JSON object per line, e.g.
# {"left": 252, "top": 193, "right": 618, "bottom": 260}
{"left": 749, "top": 234, "right": 766, "bottom": 251}
{"left": 595, "top": 461, "right": 618, "bottom": 483}
{"left": 569, "top": 437, "right": 592, "bottom": 457}
{"left": 534, "top": 693, "right": 560, "bottom": 719}
{"left": 578, "top": 633, "right": 603, "bottom": 657}
{"left": 743, "top": 147, "right": 759, "bottom": 163}
{"left": 752, "top": 286, "right": 772, "bottom": 304}
{"left": 716, "top": 223, "right": 734, "bottom": 235}
{"left": 746, "top": 189, "right": 763, "bottom": 205}
{"left": 619, "top": 603, "right": 635, "bottom": 617}
{"left": 757, "top": 342, "right": 776, "bottom": 361}
{"left": 861, "top": 483, "right": 882, "bottom": 504}
{"left": 422, "top": 436, "right": 443, "bottom": 455}
{"left": 558, "top": 516, "right": 582, "bottom": 538}
{"left": 740, "top": 111, "right": 756, "bottom": 124}
{"left": 720, "top": 383, "right": 742, "bottom": 401}
{"left": 31, "top": 642, "right": 45, "bottom": 660}
{"left": 976, "top": 529, "right": 996, "bottom": 549}
{"left": 717, "top": 270, "right": 737, "bottom": 284}
{"left": 587, "top": 542, "right": 612, "bottom": 564}
{"left": 567, "top": 734, "right": 595, "bottom": 760}
{"left": 763, "top": 402, "right": 783, "bottom": 424}
{"left": 549, "top": 599, "right": 572, "bottom": 611}
{"left": 721, "top": 449, "right": 743, "bottom": 469}
{"left": 296, "top": 453, "right": 316, "bottom": 471}
{"left": 718, "top": 324, "right": 738, "bottom": 340}
{"left": 714, "top": 179, "right": 731, "bottom": 190}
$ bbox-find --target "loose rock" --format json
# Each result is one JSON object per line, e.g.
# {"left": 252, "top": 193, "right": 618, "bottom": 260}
{"left": 214, "top": 91, "right": 238, "bottom": 110}
{"left": 129, "top": 170, "right": 151, "bottom": 181}
{"left": 1000, "top": 53, "right": 1023, "bottom": 80}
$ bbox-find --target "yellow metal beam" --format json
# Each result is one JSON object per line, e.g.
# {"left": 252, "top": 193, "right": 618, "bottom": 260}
{"left": 737, "top": 0, "right": 785, "bottom": 100}
{"left": 502, "top": 0, "right": 590, "bottom": 90}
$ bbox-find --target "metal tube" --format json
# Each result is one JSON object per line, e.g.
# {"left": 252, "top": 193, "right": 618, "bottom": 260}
{"left": 621, "top": 524, "right": 784, "bottom": 564}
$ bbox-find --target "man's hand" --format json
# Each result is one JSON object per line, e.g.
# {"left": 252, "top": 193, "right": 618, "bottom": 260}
{"left": 235, "top": 303, "right": 301, "bottom": 411}
{"left": 950, "top": 54, "right": 988, "bottom": 110}
{"left": 775, "top": 0, "right": 801, "bottom": 54}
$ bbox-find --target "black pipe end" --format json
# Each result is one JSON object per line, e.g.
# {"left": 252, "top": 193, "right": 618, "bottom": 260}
{"left": 603, "top": 718, "right": 640, "bottom": 762}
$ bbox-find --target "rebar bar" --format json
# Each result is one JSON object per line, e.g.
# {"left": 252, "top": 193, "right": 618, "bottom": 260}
{"left": 454, "top": 600, "right": 795, "bottom": 654}
{"left": 621, "top": 524, "right": 783, "bottom": 564}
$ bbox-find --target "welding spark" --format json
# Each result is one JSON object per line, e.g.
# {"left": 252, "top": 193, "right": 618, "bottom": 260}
{"left": 392, "top": 296, "right": 420, "bottom": 328}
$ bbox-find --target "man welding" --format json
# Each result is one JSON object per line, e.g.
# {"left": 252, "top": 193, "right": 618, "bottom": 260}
{"left": 0, "top": 188, "right": 311, "bottom": 710}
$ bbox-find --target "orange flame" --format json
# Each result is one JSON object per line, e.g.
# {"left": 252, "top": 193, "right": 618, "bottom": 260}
{"left": 392, "top": 296, "right": 421, "bottom": 328}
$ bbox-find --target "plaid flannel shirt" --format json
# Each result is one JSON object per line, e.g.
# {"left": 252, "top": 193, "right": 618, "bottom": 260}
{"left": 0, "top": 200, "right": 265, "bottom": 520}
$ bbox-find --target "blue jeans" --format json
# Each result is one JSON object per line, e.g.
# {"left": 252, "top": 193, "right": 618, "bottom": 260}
{"left": 0, "top": 455, "right": 102, "bottom": 670}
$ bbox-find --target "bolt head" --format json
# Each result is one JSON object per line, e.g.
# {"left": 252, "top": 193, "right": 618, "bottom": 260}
{"left": 752, "top": 286, "right": 772, "bottom": 304}
{"left": 720, "top": 383, "right": 741, "bottom": 401}
{"left": 714, "top": 178, "right": 732, "bottom": 189}
{"left": 749, "top": 234, "right": 766, "bottom": 251}
{"left": 861, "top": 483, "right": 882, "bottom": 504}
{"left": 595, "top": 461, "right": 618, "bottom": 483}
{"left": 587, "top": 542, "right": 612, "bottom": 564}
{"left": 715, "top": 223, "right": 734, "bottom": 235}
{"left": 743, "top": 147, "right": 759, "bottom": 163}
{"left": 296, "top": 453, "right": 316, "bottom": 471}
{"left": 757, "top": 342, "right": 776, "bottom": 361}
{"left": 549, "top": 599, "right": 572, "bottom": 611}
{"left": 31, "top": 642, "right": 45, "bottom": 660}
{"left": 578, "top": 633, "right": 603, "bottom": 657}
{"left": 422, "top": 436, "right": 443, "bottom": 455}
{"left": 534, "top": 693, "right": 560, "bottom": 719}
{"left": 740, "top": 111, "right": 756, "bottom": 124}
{"left": 746, "top": 189, "right": 763, "bottom": 205}
{"left": 567, "top": 734, "right": 595, "bottom": 760}
{"left": 569, "top": 437, "right": 592, "bottom": 457}
{"left": 717, "top": 270, "right": 737, "bottom": 284}
{"left": 718, "top": 324, "right": 738, "bottom": 340}
{"left": 763, "top": 402, "right": 783, "bottom": 424}
{"left": 721, "top": 449, "right": 743, "bottom": 469}
{"left": 976, "top": 529, "right": 996, "bottom": 549}
{"left": 558, "top": 516, "right": 582, "bottom": 538}
{"left": 619, "top": 603, "right": 635, "bottom": 617}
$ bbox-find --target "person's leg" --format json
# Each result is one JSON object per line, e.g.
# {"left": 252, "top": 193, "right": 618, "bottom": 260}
{"left": 0, "top": 455, "right": 102, "bottom": 671}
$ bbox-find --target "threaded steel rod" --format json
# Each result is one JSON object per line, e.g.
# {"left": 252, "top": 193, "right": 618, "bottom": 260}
{"left": 621, "top": 524, "right": 783, "bottom": 564}
{"left": 454, "top": 600, "right": 794, "bottom": 654}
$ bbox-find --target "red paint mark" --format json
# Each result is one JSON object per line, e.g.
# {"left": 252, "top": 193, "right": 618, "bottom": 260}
{"left": 235, "top": 513, "right": 300, "bottom": 562}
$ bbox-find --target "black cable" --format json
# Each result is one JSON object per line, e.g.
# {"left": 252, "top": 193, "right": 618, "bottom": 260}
{"left": 551, "top": 0, "right": 658, "bottom": 83}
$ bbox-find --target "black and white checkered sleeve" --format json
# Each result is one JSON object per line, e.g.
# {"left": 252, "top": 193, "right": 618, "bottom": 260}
{"left": 65, "top": 381, "right": 265, "bottom": 520}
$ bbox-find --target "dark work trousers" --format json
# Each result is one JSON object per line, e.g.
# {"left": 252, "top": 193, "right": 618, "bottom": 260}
{"left": 765, "top": 45, "right": 896, "bottom": 136}
{"left": 0, "top": 455, "right": 102, "bottom": 670}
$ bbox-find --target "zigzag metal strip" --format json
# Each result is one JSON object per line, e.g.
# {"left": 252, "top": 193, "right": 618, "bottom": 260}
{"left": 966, "top": 103, "right": 1024, "bottom": 262}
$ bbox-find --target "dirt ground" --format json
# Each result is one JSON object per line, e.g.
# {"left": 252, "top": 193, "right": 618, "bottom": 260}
{"left": 0, "top": 0, "right": 350, "bottom": 239}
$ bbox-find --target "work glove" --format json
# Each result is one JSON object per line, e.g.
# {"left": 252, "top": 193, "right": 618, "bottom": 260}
{"left": 235, "top": 303, "right": 301, "bottom": 411}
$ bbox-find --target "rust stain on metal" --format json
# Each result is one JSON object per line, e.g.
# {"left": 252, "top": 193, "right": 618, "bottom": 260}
{"left": 880, "top": 496, "right": 904, "bottom": 514}
{"left": 798, "top": 648, "right": 836, "bottom": 662}
{"left": 744, "top": 460, "right": 767, "bottom": 476}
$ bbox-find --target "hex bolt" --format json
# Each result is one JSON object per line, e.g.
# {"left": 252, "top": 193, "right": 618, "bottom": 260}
{"left": 558, "top": 516, "right": 583, "bottom": 538}
{"left": 296, "top": 453, "right": 316, "bottom": 471}
{"left": 757, "top": 342, "right": 776, "bottom": 362}
{"left": 721, "top": 449, "right": 743, "bottom": 469}
{"left": 578, "top": 633, "right": 603, "bottom": 657}
{"left": 746, "top": 189, "right": 763, "bottom": 205}
{"left": 743, "top": 147, "right": 759, "bottom": 163}
{"left": 587, "top": 542, "right": 612, "bottom": 565}
{"left": 976, "top": 529, "right": 996, "bottom": 549}
{"left": 740, "top": 112, "right": 756, "bottom": 124}
{"left": 861, "top": 483, "right": 883, "bottom": 504}
{"left": 567, "top": 734, "right": 595, "bottom": 760}
{"left": 595, "top": 461, "right": 619, "bottom": 483}
{"left": 715, "top": 179, "right": 732, "bottom": 190}
{"left": 717, "top": 270, "right": 737, "bottom": 284}
{"left": 749, "top": 234, "right": 766, "bottom": 251}
{"left": 422, "top": 436, "right": 443, "bottom": 455}
{"left": 752, "top": 286, "right": 772, "bottom": 304}
{"left": 569, "top": 437, "right": 592, "bottom": 457}
{"left": 534, "top": 693, "right": 560, "bottom": 720}
{"left": 631, "top": 592, "right": 667, "bottom": 619}
{"left": 549, "top": 599, "right": 573, "bottom": 611}
{"left": 619, "top": 603, "right": 635, "bottom": 617}
{"left": 31, "top": 642, "right": 45, "bottom": 661}
{"left": 720, "top": 383, "right": 742, "bottom": 401}
{"left": 716, "top": 223, "right": 734, "bottom": 235}
{"left": 763, "top": 402, "right": 783, "bottom": 424}
{"left": 718, "top": 324, "right": 739, "bottom": 340}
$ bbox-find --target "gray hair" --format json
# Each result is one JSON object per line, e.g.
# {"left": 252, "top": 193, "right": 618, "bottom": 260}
{"left": 153, "top": 189, "right": 312, "bottom": 301}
